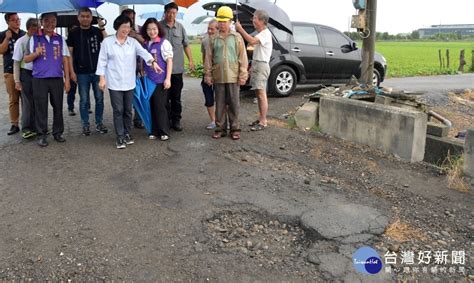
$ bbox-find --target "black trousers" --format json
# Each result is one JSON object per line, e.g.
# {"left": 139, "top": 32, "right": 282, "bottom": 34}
{"left": 109, "top": 89, "right": 134, "bottom": 138}
{"left": 150, "top": 83, "right": 170, "bottom": 136}
{"left": 168, "top": 73, "right": 183, "bottom": 123}
{"left": 20, "top": 69, "right": 35, "bottom": 132}
{"left": 32, "top": 77, "right": 64, "bottom": 137}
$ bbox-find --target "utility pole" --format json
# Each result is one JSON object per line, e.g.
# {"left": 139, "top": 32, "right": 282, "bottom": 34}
{"left": 360, "top": 0, "right": 377, "bottom": 86}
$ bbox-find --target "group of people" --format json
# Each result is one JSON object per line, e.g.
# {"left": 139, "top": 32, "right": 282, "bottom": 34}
{"left": 1, "top": 3, "right": 272, "bottom": 148}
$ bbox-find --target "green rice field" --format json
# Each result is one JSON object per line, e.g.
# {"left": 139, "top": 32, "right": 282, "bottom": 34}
{"left": 374, "top": 41, "right": 474, "bottom": 77}
{"left": 187, "top": 41, "right": 474, "bottom": 78}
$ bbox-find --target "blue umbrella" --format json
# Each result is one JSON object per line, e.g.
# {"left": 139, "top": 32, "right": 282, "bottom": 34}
{"left": 139, "top": 11, "right": 184, "bottom": 20}
{"left": 0, "top": 0, "right": 80, "bottom": 13}
{"left": 133, "top": 76, "right": 156, "bottom": 134}
{"left": 75, "top": 0, "right": 105, "bottom": 8}
{"left": 103, "top": 0, "right": 171, "bottom": 5}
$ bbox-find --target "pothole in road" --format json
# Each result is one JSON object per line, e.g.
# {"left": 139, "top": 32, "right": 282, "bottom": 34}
{"left": 204, "top": 208, "right": 314, "bottom": 265}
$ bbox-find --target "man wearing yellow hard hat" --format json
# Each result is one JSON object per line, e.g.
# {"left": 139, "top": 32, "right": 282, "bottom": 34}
{"left": 204, "top": 6, "right": 248, "bottom": 141}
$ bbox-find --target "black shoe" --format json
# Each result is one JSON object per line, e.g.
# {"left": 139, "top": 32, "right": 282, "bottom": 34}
{"left": 37, "top": 136, "right": 48, "bottom": 147}
{"left": 124, "top": 134, "right": 134, "bottom": 145}
{"left": 172, "top": 121, "right": 183, "bottom": 131}
{"left": 82, "top": 126, "right": 91, "bottom": 136}
{"left": 116, "top": 137, "right": 126, "bottom": 149}
{"left": 88, "top": 109, "right": 93, "bottom": 114}
{"left": 7, "top": 125, "right": 20, "bottom": 135}
{"left": 68, "top": 109, "right": 76, "bottom": 116}
{"left": 96, "top": 124, "right": 108, "bottom": 134}
{"left": 53, "top": 134, "right": 66, "bottom": 142}
{"left": 134, "top": 121, "right": 145, "bottom": 129}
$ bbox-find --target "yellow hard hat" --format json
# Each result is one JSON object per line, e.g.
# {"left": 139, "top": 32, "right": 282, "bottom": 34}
{"left": 216, "top": 6, "right": 233, "bottom": 22}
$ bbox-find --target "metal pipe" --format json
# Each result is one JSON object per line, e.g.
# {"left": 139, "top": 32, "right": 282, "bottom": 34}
{"left": 427, "top": 110, "right": 453, "bottom": 128}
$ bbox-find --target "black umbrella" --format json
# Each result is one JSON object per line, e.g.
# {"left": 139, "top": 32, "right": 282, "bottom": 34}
{"left": 56, "top": 10, "right": 104, "bottom": 28}
{"left": 239, "top": 0, "right": 292, "bottom": 34}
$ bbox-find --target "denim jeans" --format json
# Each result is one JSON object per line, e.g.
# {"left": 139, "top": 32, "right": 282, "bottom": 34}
{"left": 77, "top": 73, "right": 103, "bottom": 127}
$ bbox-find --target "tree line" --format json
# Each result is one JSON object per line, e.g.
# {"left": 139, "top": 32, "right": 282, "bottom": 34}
{"left": 344, "top": 31, "right": 474, "bottom": 41}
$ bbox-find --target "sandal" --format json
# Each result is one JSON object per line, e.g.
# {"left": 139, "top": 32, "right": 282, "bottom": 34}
{"left": 250, "top": 123, "right": 267, "bottom": 131}
{"left": 212, "top": 131, "right": 222, "bottom": 139}
{"left": 231, "top": 132, "right": 241, "bottom": 140}
{"left": 248, "top": 120, "right": 260, "bottom": 126}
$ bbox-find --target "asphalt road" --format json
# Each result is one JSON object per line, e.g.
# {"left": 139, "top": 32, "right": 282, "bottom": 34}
{"left": 382, "top": 73, "right": 474, "bottom": 106}
{"left": 382, "top": 73, "right": 474, "bottom": 94}
{"left": 0, "top": 75, "right": 472, "bottom": 281}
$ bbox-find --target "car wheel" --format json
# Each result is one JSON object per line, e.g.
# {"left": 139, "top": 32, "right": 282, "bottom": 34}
{"left": 372, "top": 68, "right": 381, "bottom": 87}
{"left": 268, "top": 65, "right": 297, "bottom": 97}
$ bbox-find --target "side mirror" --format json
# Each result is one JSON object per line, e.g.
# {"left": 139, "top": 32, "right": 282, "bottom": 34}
{"left": 341, "top": 44, "right": 353, "bottom": 53}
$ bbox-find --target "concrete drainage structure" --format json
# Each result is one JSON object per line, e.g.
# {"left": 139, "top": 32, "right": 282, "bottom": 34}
{"left": 319, "top": 96, "right": 427, "bottom": 162}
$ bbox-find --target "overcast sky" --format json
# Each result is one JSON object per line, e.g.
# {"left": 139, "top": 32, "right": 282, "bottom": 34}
{"left": 1, "top": 0, "right": 473, "bottom": 35}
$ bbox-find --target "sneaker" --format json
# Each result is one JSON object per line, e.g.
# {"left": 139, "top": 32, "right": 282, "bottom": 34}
{"left": 124, "top": 134, "right": 134, "bottom": 145}
{"left": 148, "top": 135, "right": 157, "bottom": 140}
{"left": 7, "top": 125, "right": 20, "bottom": 135}
{"left": 116, "top": 137, "right": 126, "bottom": 149}
{"left": 22, "top": 130, "right": 37, "bottom": 139}
{"left": 206, "top": 122, "right": 216, "bottom": 130}
{"left": 82, "top": 126, "right": 91, "bottom": 136}
{"left": 68, "top": 109, "right": 76, "bottom": 116}
{"left": 96, "top": 124, "right": 108, "bottom": 134}
{"left": 160, "top": 135, "right": 169, "bottom": 141}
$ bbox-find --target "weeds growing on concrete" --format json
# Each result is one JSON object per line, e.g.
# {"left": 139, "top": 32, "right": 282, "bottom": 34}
{"left": 442, "top": 153, "right": 470, "bottom": 192}
{"left": 310, "top": 125, "right": 321, "bottom": 133}
{"left": 286, "top": 116, "right": 297, "bottom": 129}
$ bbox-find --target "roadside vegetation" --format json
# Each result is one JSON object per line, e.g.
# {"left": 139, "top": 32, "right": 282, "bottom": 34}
{"left": 375, "top": 41, "right": 474, "bottom": 77}
{"left": 441, "top": 154, "right": 470, "bottom": 192}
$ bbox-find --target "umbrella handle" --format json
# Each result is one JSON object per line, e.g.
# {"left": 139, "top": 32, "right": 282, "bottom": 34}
{"left": 98, "top": 18, "right": 107, "bottom": 26}
{"left": 235, "top": 0, "right": 239, "bottom": 21}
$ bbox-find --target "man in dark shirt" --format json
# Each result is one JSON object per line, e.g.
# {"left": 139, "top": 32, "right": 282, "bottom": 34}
{"left": 67, "top": 7, "right": 108, "bottom": 136}
{"left": 0, "top": 13, "right": 26, "bottom": 135}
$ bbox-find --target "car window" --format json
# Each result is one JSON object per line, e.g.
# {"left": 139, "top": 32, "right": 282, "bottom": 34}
{"left": 292, "top": 26, "right": 319, "bottom": 45}
{"left": 320, "top": 27, "right": 350, "bottom": 48}
{"left": 270, "top": 27, "right": 288, "bottom": 42}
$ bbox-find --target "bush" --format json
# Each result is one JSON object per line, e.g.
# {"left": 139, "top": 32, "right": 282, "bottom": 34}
{"left": 186, "top": 63, "right": 204, "bottom": 78}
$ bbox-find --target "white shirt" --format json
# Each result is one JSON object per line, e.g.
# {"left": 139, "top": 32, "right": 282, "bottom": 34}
{"left": 253, "top": 28, "right": 272, "bottom": 63}
{"left": 13, "top": 34, "right": 32, "bottom": 70}
{"left": 96, "top": 35, "right": 154, "bottom": 91}
{"left": 147, "top": 38, "right": 173, "bottom": 61}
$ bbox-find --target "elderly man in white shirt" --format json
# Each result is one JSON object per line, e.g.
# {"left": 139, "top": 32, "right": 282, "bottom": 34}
{"left": 236, "top": 10, "right": 273, "bottom": 131}
{"left": 96, "top": 15, "right": 162, "bottom": 149}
